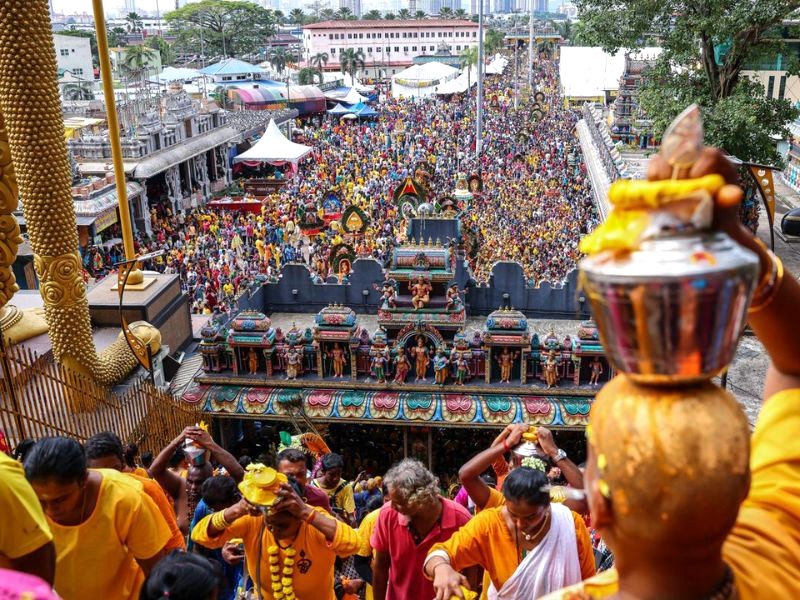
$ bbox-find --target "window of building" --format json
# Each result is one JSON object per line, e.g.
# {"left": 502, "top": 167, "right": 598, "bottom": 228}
{"left": 348, "top": 33, "right": 352, "bottom": 39}
{"left": 73, "top": 68, "right": 83, "bottom": 75}
{"left": 767, "top": 75, "right": 775, "bottom": 98}
{"left": 359, "top": 33, "right": 363, "bottom": 38}
{"left": 403, "top": 46, "right": 408, "bottom": 52}
{"left": 222, "top": 76, "right": 232, "bottom": 81}
{"left": 779, "top": 75, "right": 787, "bottom": 100}
{"left": 394, "top": 46, "right": 399, "bottom": 52}
{"left": 472, "top": 32, "right": 476, "bottom": 37}
{"left": 329, "top": 33, "right": 333, "bottom": 39}
{"left": 60, "top": 48, "right": 69, "bottom": 56}
{"left": 456, "top": 45, "right": 461, "bottom": 50}
{"left": 412, "top": 46, "right": 417, "bottom": 51}
{"left": 331, "top": 48, "right": 336, "bottom": 54}
{"left": 377, "top": 47, "right": 382, "bottom": 52}
{"left": 430, "top": 46, "right": 435, "bottom": 51}
{"left": 359, "top": 47, "right": 363, "bottom": 53}
{"left": 367, "top": 47, "right": 372, "bottom": 53}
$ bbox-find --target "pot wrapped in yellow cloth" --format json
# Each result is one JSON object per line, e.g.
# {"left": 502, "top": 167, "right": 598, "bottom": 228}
{"left": 238, "top": 463, "right": 288, "bottom": 507}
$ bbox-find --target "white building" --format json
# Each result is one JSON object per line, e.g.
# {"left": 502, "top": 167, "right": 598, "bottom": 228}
{"left": 53, "top": 33, "right": 94, "bottom": 81}
{"left": 302, "top": 19, "right": 480, "bottom": 78}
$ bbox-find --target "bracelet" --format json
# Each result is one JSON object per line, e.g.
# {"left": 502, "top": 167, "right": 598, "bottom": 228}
{"left": 305, "top": 510, "right": 317, "bottom": 525}
{"left": 749, "top": 251, "right": 784, "bottom": 314}
{"left": 211, "top": 510, "right": 232, "bottom": 530}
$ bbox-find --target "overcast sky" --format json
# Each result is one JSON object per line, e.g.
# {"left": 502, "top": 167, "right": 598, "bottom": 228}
{"left": 52, "top": 1, "right": 184, "bottom": 17}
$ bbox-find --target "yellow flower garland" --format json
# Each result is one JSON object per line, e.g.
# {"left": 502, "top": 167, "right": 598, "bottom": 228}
{"left": 268, "top": 545, "right": 296, "bottom": 600}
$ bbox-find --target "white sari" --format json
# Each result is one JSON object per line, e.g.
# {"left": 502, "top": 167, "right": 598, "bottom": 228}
{"left": 487, "top": 503, "right": 582, "bottom": 600}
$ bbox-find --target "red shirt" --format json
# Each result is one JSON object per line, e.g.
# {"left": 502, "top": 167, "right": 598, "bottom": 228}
{"left": 371, "top": 498, "right": 471, "bottom": 600}
{"left": 303, "top": 484, "right": 332, "bottom": 513}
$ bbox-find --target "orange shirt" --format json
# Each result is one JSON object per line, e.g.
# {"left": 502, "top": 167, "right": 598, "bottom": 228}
{"left": 129, "top": 473, "right": 185, "bottom": 551}
{"left": 192, "top": 508, "right": 360, "bottom": 600}
{"left": 541, "top": 389, "right": 800, "bottom": 599}
{"left": 430, "top": 504, "right": 595, "bottom": 591}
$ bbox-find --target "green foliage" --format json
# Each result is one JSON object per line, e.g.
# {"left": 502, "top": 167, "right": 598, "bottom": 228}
{"left": 575, "top": 0, "right": 800, "bottom": 166}
{"left": 122, "top": 45, "right": 158, "bottom": 76}
{"left": 320, "top": 8, "right": 336, "bottom": 21}
{"left": 364, "top": 10, "right": 383, "bottom": 20}
{"left": 384, "top": 13, "right": 396, "bottom": 20}
{"left": 108, "top": 26, "right": 128, "bottom": 48}
{"left": 310, "top": 52, "right": 329, "bottom": 69}
{"left": 164, "top": 0, "right": 278, "bottom": 58}
{"left": 146, "top": 36, "right": 175, "bottom": 66}
{"left": 336, "top": 7, "right": 356, "bottom": 20}
{"left": 269, "top": 47, "right": 298, "bottom": 76}
{"left": 298, "top": 66, "right": 323, "bottom": 84}
{"left": 397, "top": 9, "right": 411, "bottom": 20}
{"left": 288, "top": 8, "right": 306, "bottom": 24}
{"left": 339, "top": 47, "right": 365, "bottom": 80}
{"left": 126, "top": 12, "right": 143, "bottom": 34}
{"left": 455, "top": 9, "right": 467, "bottom": 19}
{"left": 414, "top": 11, "right": 427, "bottom": 19}
{"left": 439, "top": 7, "right": 453, "bottom": 18}
{"left": 484, "top": 28, "right": 505, "bottom": 55}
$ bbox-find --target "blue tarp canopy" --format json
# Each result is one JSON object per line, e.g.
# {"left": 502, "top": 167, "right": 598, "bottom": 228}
{"left": 327, "top": 103, "right": 351, "bottom": 115}
{"left": 351, "top": 102, "right": 378, "bottom": 117}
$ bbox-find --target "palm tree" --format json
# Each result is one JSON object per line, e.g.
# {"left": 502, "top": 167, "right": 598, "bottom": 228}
{"left": 289, "top": 8, "right": 306, "bottom": 24}
{"left": 125, "top": 12, "right": 143, "bottom": 34}
{"left": 384, "top": 12, "right": 396, "bottom": 20}
{"left": 439, "top": 7, "right": 453, "bottom": 18}
{"left": 146, "top": 36, "right": 175, "bottom": 66}
{"left": 459, "top": 46, "right": 478, "bottom": 94}
{"left": 397, "top": 8, "right": 410, "bottom": 19}
{"left": 108, "top": 26, "right": 127, "bottom": 48}
{"left": 339, "top": 47, "right": 365, "bottom": 81}
{"left": 269, "top": 47, "right": 296, "bottom": 78}
{"left": 336, "top": 7, "right": 354, "bottom": 20}
{"left": 310, "top": 52, "right": 329, "bottom": 70}
{"left": 454, "top": 8, "right": 467, "bottom": 18}
{"left": 298, "top": 66, "right": 323, "bottom": 85}
{"left": 320, "top": 8, "right": 336, "bottom": 20}
{"left": 414, "top": 10, "right": 427, "bottom": 19}
{"left": 63, "top": 82, "right": 94, "bottom": 101}
{"left": 364, "top": 10, "right": 382, "bottom": 20}
{"left": 122, "top": 44, "right": 156, "bottom": 73}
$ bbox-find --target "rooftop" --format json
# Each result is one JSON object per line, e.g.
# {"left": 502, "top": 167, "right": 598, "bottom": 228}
{"left": 303, "top": 19, "right": 478, "bottom": 30}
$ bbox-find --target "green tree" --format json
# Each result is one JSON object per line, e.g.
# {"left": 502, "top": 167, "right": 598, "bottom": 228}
{"left": 575, "top": 0, "right": 800, "bottom": 165}
{"left": 165, "top": 0, "right": 278, "bottom": 59}
{"left": 126, "top": 11, "right": 144, "bottom": 34}
{"left": 289, "top": 8, "right": 306, "bottom": 24}
{"left": 320, "top": 8, "right": 336, "bottom": 20}
{"left": 336, "top": 7, "right": 355, "bottom": 20}
{"left": 269, "top": 47, "right": 297, "bottom": 77}
{"left": 384, "top": 12, "right": 396, "bottom": 20}
{"left": 339, "top": 47, "right": 365, "bottom": 80}
{"left": 460, "top": 46, "right": 478, "bottom": 94}
{"left": 454, "top": 8, "right": 467, "bottom": 18}
{"left": 364, "top": 10, "right": 382, "bottom": 20}
{"left": 414, "top": 10, "right": 426, "bottom": 19}
{"left": 63, "top": 82, "right": 95, "bottom": 100}
{"left": 397, "top": 8, "right": 410, "bottom": 19}
{"left": 484, "top": 28, "right": 505, "bottom": 55}
{"left": 146, "top": 36, "right": 175, "bottom": 66}
{"left": 310, "top": 51, "right": 329, "bottom": 69}
{"left": 439, "top": 7, "right": 453, "bottom": 18}
{"left": 121, "top": 44, "right": 157, "bottom": 84}
{"left": 298, "top": 66, "right": 323, "bottom": 84}
{"left": 108, "top": 26, "right": 128, "bottom": 48}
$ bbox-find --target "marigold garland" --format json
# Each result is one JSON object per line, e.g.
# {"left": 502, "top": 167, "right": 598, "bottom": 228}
{"left": 268, "top": 545, "right": 296, "bottom": 600}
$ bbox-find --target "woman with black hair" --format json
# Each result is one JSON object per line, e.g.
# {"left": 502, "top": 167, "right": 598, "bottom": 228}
{"left": 140, "top": 551, "right": 222, "bottom": 600}
{"left": 423, "top": 465, "right": 594, "bottom": 600}
{"left": 24, "top": 437, "right": 171, "bottom": 600}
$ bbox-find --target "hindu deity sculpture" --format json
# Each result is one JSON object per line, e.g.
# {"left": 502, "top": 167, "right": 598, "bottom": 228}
{"left": 410, "top": 336, "right": 431, "bottom": 381}
{"left": 410, "top": 275, "right": 432, "bottom": 310}
{"left": 433, "top": 349, "right": 449, "bottom": 385}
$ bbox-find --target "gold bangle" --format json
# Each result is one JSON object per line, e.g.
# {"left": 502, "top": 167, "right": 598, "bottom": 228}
{"left": 749, "top": 252, "right": 784, "bottom": 314}
{"left": 211, "top": 510, "right": 232, "bottom": 530}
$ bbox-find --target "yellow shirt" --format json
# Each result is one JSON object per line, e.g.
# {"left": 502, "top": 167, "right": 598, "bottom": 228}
{"left": 541, "top": 389, "right": 800, "bottom": 599}
{"left": 0, "top": 452, "right": 52, "bottom": 569}
{"left": 192, "top": 508, "right": 361, "bottom": 600}
{"left": 50, "top": 469, "right": 171, "bottom": 600}
{"left": 312, "top": 479, "right": 356, "bottom": 516}
{"left": 357, "top": 506, "right": 384, "bottom": 600}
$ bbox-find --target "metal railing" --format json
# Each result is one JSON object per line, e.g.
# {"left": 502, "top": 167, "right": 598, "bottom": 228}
{"left": 0, "top": 342, "right": 202, "bottom": 451}
{"left": 583, "top": 104, "right": 622, "bottom": 182}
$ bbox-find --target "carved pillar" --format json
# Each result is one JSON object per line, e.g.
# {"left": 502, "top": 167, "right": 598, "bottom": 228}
{"left": 485, "top": 348, "right": 491, "bottom": 384}
{"left": 317, "top": 345, "right": 324, "bottom": 378}
{"left": 520, "top": 349, "right": 527, "bottom": 384}
{"left": 0, "top": 0, "right": 139, "bottom": 388}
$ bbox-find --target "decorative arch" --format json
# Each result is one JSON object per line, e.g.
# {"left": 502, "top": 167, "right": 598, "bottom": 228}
{"left": 393, "top": 322, "right": 445, "bottom": 351}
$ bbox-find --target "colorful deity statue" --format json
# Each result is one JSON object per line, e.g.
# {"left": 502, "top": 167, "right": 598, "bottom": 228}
{"left": 375, "top": 280, "right": 397, "bottom": 309}
{"left": 445, "top": 284, "right": 466, "bottom": 312}
{"left": 589, "top": 356, "right": 604, "bottom": 386}
{"left": 371, "top": 351, "right": 388, "bottom": 383}
{"left": 327, "top": 342, "right": 348, "bottom": 378}
{"left": 285, "top": 344, "right": 302, "bottom": 380}
{"left": 248, "top": 347, "right": 259, "bottom": 375}
{"left": 410, "top": 336, "right": 431, "bottom": 381}
{"left": 410, "top": 275, "right": 432, "bottom": 310}
{"left": 453, "top": 354, "right": 469, "bottom": 386}
{"left": 433, "top": 349, "right": 449, "bottom": 385}
{"left": 543, "top": 350, "right": 559, "bottom": 389}
{"left": 496, "top": 347, "right": 519, "bottom": 383}
{"left": 393, "top": 347, "right": 410, "bottom": 384}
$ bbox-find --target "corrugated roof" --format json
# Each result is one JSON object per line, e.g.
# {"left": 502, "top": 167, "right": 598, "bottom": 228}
{"left": 133, "top": 126, "right": 240, "bottom": 179}
{"left": 303, "top": 19, "right": 477, "bottom": 29}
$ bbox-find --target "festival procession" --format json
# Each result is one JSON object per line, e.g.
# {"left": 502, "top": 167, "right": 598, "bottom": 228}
{"left": 1, "top": 0, "right": 800, "bottom": 599}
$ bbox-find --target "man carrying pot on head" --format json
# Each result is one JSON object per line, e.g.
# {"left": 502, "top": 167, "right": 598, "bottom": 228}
{"left": 149, "top": 425, "right": 244, "bottom": 535}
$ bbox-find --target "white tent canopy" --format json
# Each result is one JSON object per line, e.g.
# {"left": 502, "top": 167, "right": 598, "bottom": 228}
{"left": 151, "top": 66, "right": 202, "bottom": 83}
{"left": 342, "top": 87, "right": 369, "bottom": 104}
{"left": 391, "top": 62, "right": 459, "bottom": 99}
{"left": 559, "top": 47, "right": 662, "bottom": 99}
{"left": 233, "top": 119, "right": 312, "bottom": 165}
{"left": 486, "top": 54, "right": 509, "bottom": 75}
{"left": 435, "top": 66, "right": 477, "bottom": 95}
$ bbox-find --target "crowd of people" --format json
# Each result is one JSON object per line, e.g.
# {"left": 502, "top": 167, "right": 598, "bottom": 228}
{"left": 121, "top": 50, "right": 596, "bottom": 314}
{"left": 1, "top": 421, "right": 605, "bottom": 600}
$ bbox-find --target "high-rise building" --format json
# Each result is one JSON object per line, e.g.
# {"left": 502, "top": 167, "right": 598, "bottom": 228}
{"left": 339, "top": 0, "right": 362, "bottom": 17}
{"left": 123, "top": 0, "right": 137, "bottom": 13}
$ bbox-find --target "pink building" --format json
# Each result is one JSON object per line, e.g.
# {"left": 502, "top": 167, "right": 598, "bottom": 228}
{"left": 302, "top": 19, "right": 480, "bottom": 79}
